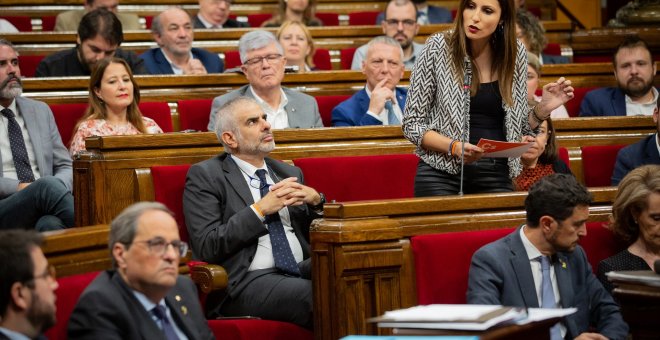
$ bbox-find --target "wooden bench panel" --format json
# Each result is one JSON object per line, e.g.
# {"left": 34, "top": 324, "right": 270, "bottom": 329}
{"left": 71, "top": 116, "right": 655, "bottom": 227}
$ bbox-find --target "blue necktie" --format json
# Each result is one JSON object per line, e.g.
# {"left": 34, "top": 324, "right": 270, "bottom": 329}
{"left": 540, "top": 256, "right": 562, "bottom": 340}
{"left": 255, "top": 169, "right": 301, "bottom": 276}
{"left": 385, "top": 101, "right": 400, "bottom": 125}
{"left": 2, "top": 108, "right": 35, "bottom": 183}
{"left": 152, "top": 305, "right": 180, "bottom": 340}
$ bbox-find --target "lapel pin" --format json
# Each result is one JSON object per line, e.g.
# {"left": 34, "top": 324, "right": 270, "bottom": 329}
{"left": 181, "top": 306, "right": 188, "bottom": 315}
{"left": 175, "top": 295, "right": 182, "bottom": 302}
{"left": 561, "top": 260, "right": 567, "bottom": 269}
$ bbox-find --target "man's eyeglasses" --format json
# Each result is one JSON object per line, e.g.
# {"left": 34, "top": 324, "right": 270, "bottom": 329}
{"left": 243, "top": 54, "right": 283, "bottom": 66}
{"left": 25, "top": 265, "right": 56, "bottom": 286}
{"left": 130, "top": 237, "right": 188, "bottom": 257}
{"left": 384, "top": 19, "right": 417, "bottom": 29}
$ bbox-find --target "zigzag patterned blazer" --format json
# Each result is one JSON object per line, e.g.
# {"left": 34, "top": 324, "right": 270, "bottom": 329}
{"left": 403, "top": 31, "right": 532, "bottom": 178}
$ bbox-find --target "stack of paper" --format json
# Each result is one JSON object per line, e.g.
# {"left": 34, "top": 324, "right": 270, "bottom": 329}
{"left": 369, "top": 304, "right": 576, "bottom": 331}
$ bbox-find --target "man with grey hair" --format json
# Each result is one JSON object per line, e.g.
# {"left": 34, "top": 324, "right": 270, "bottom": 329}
{"left": 140, "top": 7, "right": 224, "bottom": 75}
{"left": 0, "top": 39, "right": 74, "bottom": 231}
{"left": 68, "top": 202, "right": 214, "bottom": 339}
{"left": 207, "top": 30, "right": 322, "bottom": 131}
{"left": 352, "top": 0, "right": 423, "bottom": 70}
{"left": 185, "top": 96, "right": 323, "bottom": 329}
{"left": 333, "top": 36, "right": 407, "bottom": 126}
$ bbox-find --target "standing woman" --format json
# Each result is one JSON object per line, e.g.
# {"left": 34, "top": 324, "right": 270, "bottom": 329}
{"left": 403, "top": 0, "right": 573, "bottom": 196}
{"left": 69, "top": 58, "right": 163, "bottom": 156}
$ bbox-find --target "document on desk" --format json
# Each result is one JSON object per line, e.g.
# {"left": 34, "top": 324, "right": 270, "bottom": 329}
{"left": 476, "top": 138, "right": 533, "bottom": 158}
{"left": 370, "top": 304, "right": 525, "bottom": 330}
{"left": 371, "top": 304, "right": 577, "bottom": 330}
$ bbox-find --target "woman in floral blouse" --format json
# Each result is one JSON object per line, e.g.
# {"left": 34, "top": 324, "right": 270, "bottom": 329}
{"left": 69, "top": 57, "right": 162, "bottom": 156}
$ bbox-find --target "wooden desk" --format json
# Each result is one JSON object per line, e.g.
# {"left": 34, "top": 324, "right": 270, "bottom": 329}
{"left": 310, "top": 188, "right": 617, "bottom": 340}
{"left": 71, "top": 117, "right": 654, "bottom": 227}
{"left": 609, "top": 271, "right": 660, "bottom": 340}
{"left": 390, "top": 317, "right": 561, "bottom": 340}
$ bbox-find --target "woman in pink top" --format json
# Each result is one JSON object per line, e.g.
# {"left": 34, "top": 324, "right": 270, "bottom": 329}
{"left": 69, "top": 58, "right": 162, "bottom": 156}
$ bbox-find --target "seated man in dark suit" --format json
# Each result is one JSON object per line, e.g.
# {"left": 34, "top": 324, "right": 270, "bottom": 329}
{"left": 0, "top": 39, "right": 74, "bottom": 231}
{"left": 467, "top": 174, "right": 628, "bottom": 340}
{"left": 612, "top": 100, "right": 660, "bottom": 185}
{"left": 194, "top": 0, "right": 249, "bottom": 28}
{"left": 0, "top": 230, "right": 58, "bottom": 339}
{"left": 36, "top": 8, "right": 146, "bottom": 77}
{"left": 140, "top": 7, "right": 224, "bottom": 75}
{"left": 332, "top": 36, "right": 407, "bottom": 126}
{"left": 184, "top": 96, "right": 324, "bottom": 329}
{"left": 207, "top": 30, "right": 322, "bottom": 130}
{"left": 580, "top": 35, "right": 657, "bottom": 117}
{"left": 68, "top": 202, "right": 214, "bottom": 339}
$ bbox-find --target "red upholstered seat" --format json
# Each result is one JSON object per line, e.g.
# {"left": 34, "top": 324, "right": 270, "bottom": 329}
{"left": 339, "top": 48, "right": 356, "bottom": 70}
{"left": 566, "top": 87, "right": 597, "bottom": 117}
{"left": 247, "top": 13, "right": 272, "bottom": 27}
{"left": 177, "top": 99, "right": 213, "bottom": 132}
{"left": 208, "top": 319, "right": 313, "bottom": 340}
{"left": 348, "top": 11, "right": 380, "bottom": 25}
{"left": 41, "top": 15, "right": 56, "bottom": 31}
{"left": 312, "top": 48, "right": 332, "bottom": 70}
{"left": 49, "top": 102, "right": 88, "bottom": 147}
{"left": 543, "top": 43, "right": 561, "bottom": 56}
{"left": 139, "top": 101, "right": 173, "bottom": 132}
{"left": 151, "top": 164, "right": 193, "bottom": 242}
{"left": 578, "top": 222, "right": 625, "bottom": 273}
{"left": 558, "top": 147, "right": 570, "bottom": 168}
{"left": 2, "top": 16, "right": 32, "bottom": 31}
{"left": 316, "top": 12, "right": 339, "bottom": 26}
{"left": 18, "top": 55, "right": 45, "bottom": 78}
{"left": 314, "top": 95, "right": 350, "bottom": 127}
{"left": 581, "top": 144, "right": 625, "bottom": 187}
{"left": 412, "top": 228, "right": 514, "bottom": 304}
{"left": 44, "top": 271, "right": 100, "bottom": 340}
{"left": 293, "top": 154, "right": 418, "bottom": 202}
{"left": 224, "top": 50, "right": 242, "bottom": 69}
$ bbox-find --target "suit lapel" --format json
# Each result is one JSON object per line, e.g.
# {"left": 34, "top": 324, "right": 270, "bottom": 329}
{"left": 154, "top": 49, "right": 174, "bottom": 75}
{"left": 16, "top": 98, "right": 46, "bottom": 176}
{"left": 612, "top": 89, "right": 626, "bottom": 115}
{"left": 396, "top": 88, "right": 407, "bottom": 111}
{"left": 510, "top": 230, "right": 540, "bottom": 308}
{"left": 554, "top": 253, "right": 574, "bottom": 308}
{"left": 165, "top": 290, "right": 196, "bottom": 340}
{"left": 356, "top": 89, "right": 370, "bottom": 114}
{"left": 644, "top": 134, "right": 660, "bottom": 163}
{"left": 282, "top": 89, "right": 301, "bottom": 128}
{"left": 111, "top": 273, "right": 164, "bottom": 340}
{"left": 221, "top": 155, "right": 255, "bottom": 205}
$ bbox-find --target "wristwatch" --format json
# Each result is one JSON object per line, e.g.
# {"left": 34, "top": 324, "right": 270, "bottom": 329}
{"left": 311, "top": 192, "right": 326, "bottom": 212}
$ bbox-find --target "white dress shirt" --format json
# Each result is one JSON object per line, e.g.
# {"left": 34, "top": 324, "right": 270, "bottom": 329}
{"left": 0, "top": 101, "right": 41, "bottom": 181}
{"left": 250, "top": 87, "right": 290, "bottom": 129}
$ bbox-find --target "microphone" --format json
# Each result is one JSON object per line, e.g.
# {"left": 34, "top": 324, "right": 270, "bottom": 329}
{"left": 459, "top": 56, "right": 472, "bottom": 196}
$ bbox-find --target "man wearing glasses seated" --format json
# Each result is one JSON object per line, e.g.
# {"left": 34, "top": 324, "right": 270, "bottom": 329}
{"left": 207, "top": 30, "right": 322, "bottom": 131}
{"left": 0, "top": 230, "right": 58, "bottom": 340}
{"left": 186, "top": 96, "right": 324, "bottom": 329}
{"left": 68, "top": 202, "right": 214, "bottom": 340}
{"left": 351, "top": 0, "right": 424, "bottom": 71}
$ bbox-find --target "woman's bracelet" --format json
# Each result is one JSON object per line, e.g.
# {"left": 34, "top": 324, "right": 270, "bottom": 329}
{"left": 451, "top": 140, "right": 460, "bottom": 156}
{"left": 448, "top": 139, "right": 456, "bottom": 156}
{"left": 530, "top": 103, "right": 545, "bottom": 123}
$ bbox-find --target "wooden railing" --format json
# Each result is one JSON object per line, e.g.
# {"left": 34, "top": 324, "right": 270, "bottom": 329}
{"left": 71, "top": 116, "right": 655, "bottom": 227}
{"left": 309, "top": 186, "right": 618, "bottom": 339}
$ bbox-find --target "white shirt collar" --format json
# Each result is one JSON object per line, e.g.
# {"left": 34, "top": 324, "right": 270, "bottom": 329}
{"left": 159, "top": 48, "right": 195, "bottom": 75}
{"left": 0, "top": 327, "right": 30, "bottom": 340}
{"left": 196, "top": 14, "right": 220, "bottom": 28}
{"left": 0, "top": 99, "right": 18, "bottom": 116}
{"left": 520, "top": 225, "right": 544, "bottom": 261}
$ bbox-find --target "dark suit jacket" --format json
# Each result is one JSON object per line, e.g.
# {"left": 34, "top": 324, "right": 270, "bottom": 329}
{"left": 183, "top": 153, "right": 319, "bottom": 299}
{"left": 542, "top": 53, "right": 570, "bottom": 65}
{"left": 611, "top": 133, "right": 660, "bottom": 185}
{"left": 467, "top": 226, "right": 628, "bottom": 340}
{"left": 139, "top": 48, "right": 224, "bottom": 75}
{"left": 331, "top": 87, "right": 407, "bottom": 126}
{"left": 578, "top": 87, "right": 658, "bottom": 117}
{"left": 68, "top": 270, "right": 213, "bottom": 340}
{"left": 192, "top": 14, "right": 249, "bottom": 28}
{"left": 35, "top": 47, "right": 147, "bottom": 77}
{"left": 207, "top": 85, "right": 322, "bottom": 130}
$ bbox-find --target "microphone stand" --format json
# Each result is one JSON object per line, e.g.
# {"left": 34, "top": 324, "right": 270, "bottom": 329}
{"left": 459, "top": 57, "right": 472, "bottom": 196}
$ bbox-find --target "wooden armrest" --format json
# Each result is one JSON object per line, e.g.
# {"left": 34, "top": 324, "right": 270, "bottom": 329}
{"left": 190, "top": 263, "right": 228, "bottom": 294}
